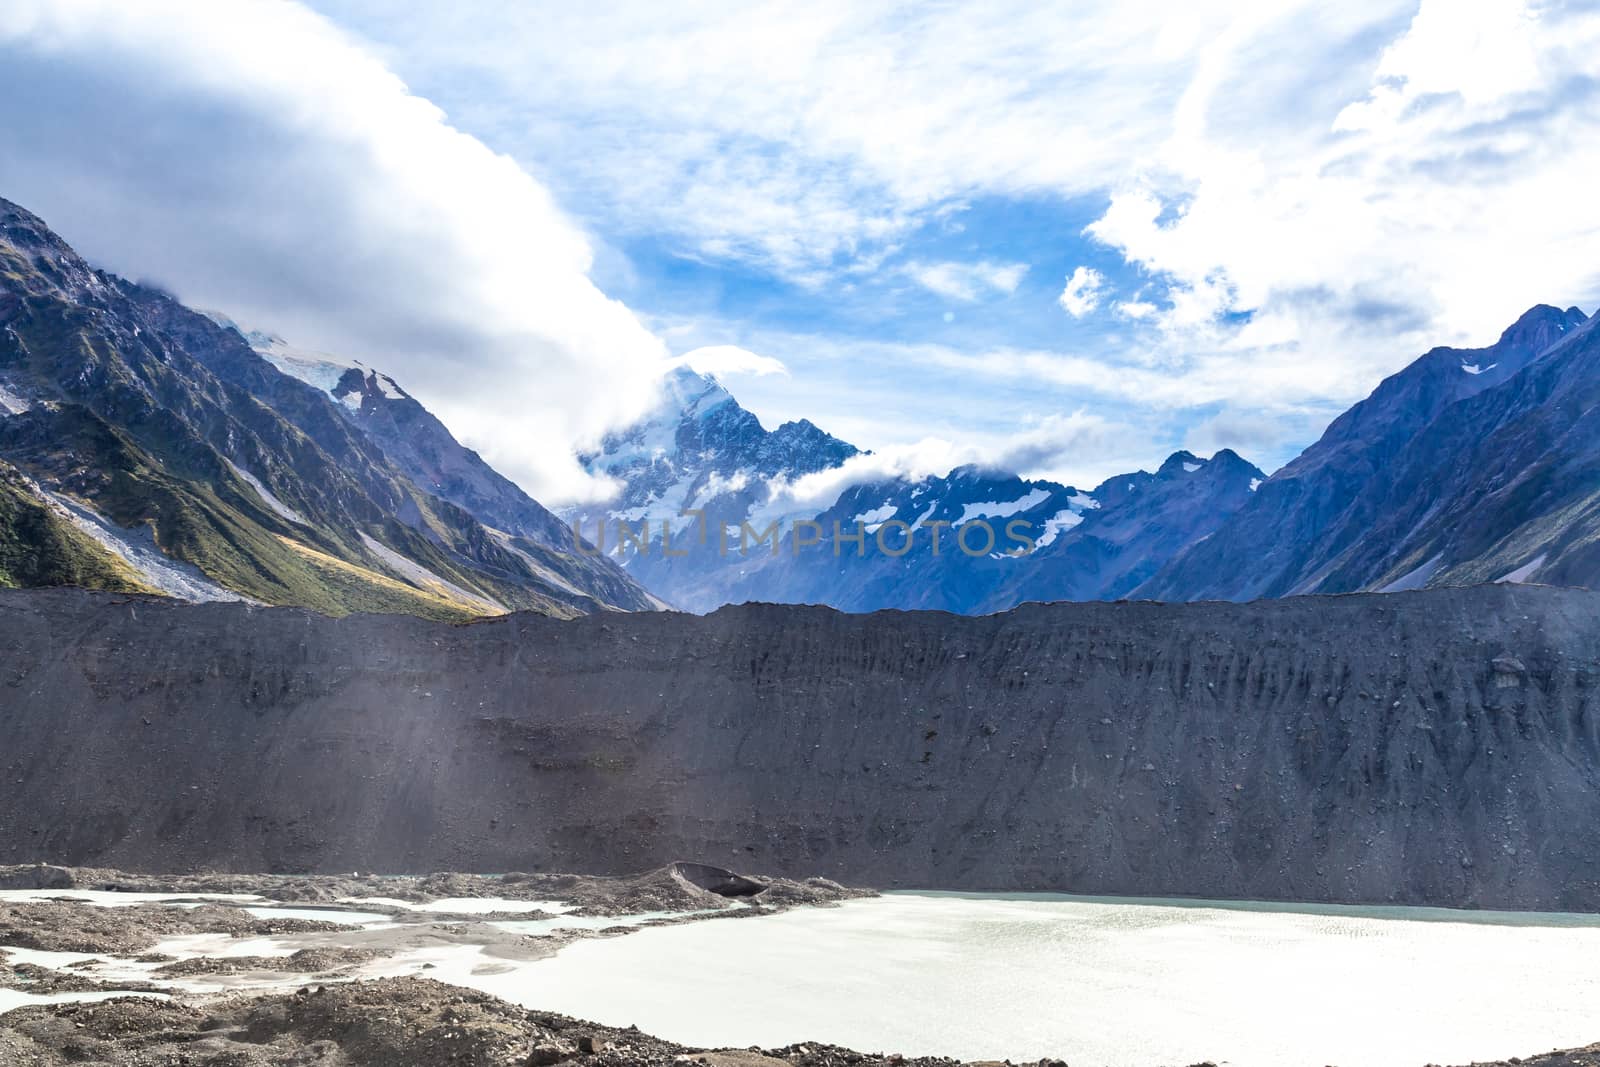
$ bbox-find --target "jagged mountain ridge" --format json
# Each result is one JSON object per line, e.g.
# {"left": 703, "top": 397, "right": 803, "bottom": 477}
{"left": 582, "top": 366, "right": 860, "bottom": 516}
{"left": 564, "top": 364, "right": 871, "bottom": 607}
{"left": 0, "top": 195, "right": 654, "bottom": 617}
{"left": 1141, "top": 304, "right": 1598, "bottom": 600}
{"left": 564, "top": 365, "right": 859, "bottom": 550}
{"left": 10, "top": 190, "right": 1593, "bottom": 616}
{"left": 677, "top": 449, "right": 1266, "bottom": 614}
{"left": 566, "top": 365, "right": 1266, "bottom": 613}
{"left": 585, "top": 303, "right": 1600, "bottom": 614}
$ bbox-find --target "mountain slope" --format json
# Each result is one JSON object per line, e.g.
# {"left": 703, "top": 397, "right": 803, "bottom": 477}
{"left": 1317, "top": 310, "right": 1600, "bottom": 592}
{"left": 0, "top": 460, "right": 153, "bottom": 593}
{"left": 229, "top": 326, "right": 661, "bottom": 612}
{"left": 971, "top": 448, "right": 1266, "bottom": 610}
{"left": 1141, "top": 305, "right": 1595, "bottom": 601}
{"left": 0, "top": 195, "right": 649, "bottom": 618}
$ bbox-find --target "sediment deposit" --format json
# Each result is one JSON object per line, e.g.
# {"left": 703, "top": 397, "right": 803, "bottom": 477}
{"left": 2, "top": 585, "right": 1599, "bottom": 909}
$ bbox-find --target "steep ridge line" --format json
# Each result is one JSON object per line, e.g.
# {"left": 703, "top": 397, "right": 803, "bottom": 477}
{"left": 1, "top": 585, "right": 1597, "bottom": 911}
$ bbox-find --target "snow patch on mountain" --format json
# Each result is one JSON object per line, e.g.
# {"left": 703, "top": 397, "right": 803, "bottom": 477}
{"left": 239, "top": 329, "right": 362, "bottom": 393}
{"left": 1035, "top": 508, "right": 1085, "bottom": 548}
{"left": 854, "top": 504, "right": 898, "bottom": 529}
{"left": 374, "top": 373, "right": 405, "bottom": 400}
{"left": 957, "top": 488, "right": 1051, "bottom": 524}
{"left": 571, "top": 364, "right": 860, "bottom": 561}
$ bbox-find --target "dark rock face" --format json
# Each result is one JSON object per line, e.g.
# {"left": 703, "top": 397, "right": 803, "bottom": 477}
{"left": 3, "top": 585, "right": 1599, "bottom": 911}
{"left": 1142, "top": 304, "right": 1597, "bottom": 601}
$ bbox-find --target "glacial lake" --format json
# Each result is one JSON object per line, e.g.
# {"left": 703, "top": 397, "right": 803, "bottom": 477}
{"left": 461, "top": 892, "right": 1600, "bottom": 1067}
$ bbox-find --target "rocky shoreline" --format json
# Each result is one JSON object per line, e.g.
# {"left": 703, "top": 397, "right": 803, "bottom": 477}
{"left": 0, "top": 861, "right": 865, "bottom": 917}
{"left": 0, "top": 862, "right": 866, "bottom": 1003}
{"left": 0, "top": 865, "right": 1596, "bottom": 1067}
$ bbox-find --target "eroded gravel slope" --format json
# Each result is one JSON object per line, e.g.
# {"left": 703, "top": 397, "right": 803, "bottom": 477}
{"left": 2, "top": 587, "right": 1599, "bottom": 909}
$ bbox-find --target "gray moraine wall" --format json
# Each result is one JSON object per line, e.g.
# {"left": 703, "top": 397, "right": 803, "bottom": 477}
{"left": 1, "top": 585, "right": 1598, "bottom": 910}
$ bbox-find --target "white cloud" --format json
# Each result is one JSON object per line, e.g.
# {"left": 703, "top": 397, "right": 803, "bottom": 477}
{"left": 9, "top": 0, "right": 1600, "bottom": 507}
{"left": 0, "top": 0, "right": 670, "bottom": 501}
{"left": 987, "top": 411, "right": 1132, "bottom": 481}
{"left": 763, "top": 443, "right": 970, "bottom": 519}
{"left": 677, "top": 344, "right": 789, "bottom": 378}
{"left": 644, "top": 315, "right": 1269, "bottom": 483}
{"left": 312, "top": 0, "right": 1366, "bottom": 283}
{"left": 902, "top": 259, "right": 1029, "bottom": 302}
{"left": 1083, "top": 0, "right": 1600, "bottom": 368}
{"left": 1057, "top": 266, "right": 1106, "bottom": 317}
{"left": 753, "top": 408, "right": 1146, "bottom": 513}
{"left": 314, "top": 0, "right": 1600, "bottom": 411}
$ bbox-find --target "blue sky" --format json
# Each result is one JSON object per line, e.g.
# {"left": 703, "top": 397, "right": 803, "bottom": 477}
{"left": 3, "top": 1, "right": 1599, "bottom": 498}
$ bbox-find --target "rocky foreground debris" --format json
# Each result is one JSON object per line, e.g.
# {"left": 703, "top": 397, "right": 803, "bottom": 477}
{"left": 0, "top": 862, "right": 869, "bottom": 917}
{"left": 0, "top": 977, "right": 1596, "bottom": 1067}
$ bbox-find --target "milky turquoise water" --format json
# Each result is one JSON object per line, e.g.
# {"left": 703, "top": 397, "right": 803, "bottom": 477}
{"left": 469, "top": 892, "right": 1600, "bottom": 1067}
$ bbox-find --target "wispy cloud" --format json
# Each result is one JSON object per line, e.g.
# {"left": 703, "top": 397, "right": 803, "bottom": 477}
{"left": 752, "top": 407, "right": 1141, "bottom": 516}
{"left": 325, "top": 0, "right": 1600, "bottom": 365}
{"left": 311, "top": 0, "right": 1301, "bottom": 283}
{"left": 902, "top": 259, "right": 1028, "bottom": 302}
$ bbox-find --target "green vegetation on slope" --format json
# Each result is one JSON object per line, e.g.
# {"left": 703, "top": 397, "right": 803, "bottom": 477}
{"left": 0, "top": 461, "right": 151, "bottom": 593}
{"left": 0, "top": 405, "right": 514, "bottom": 621}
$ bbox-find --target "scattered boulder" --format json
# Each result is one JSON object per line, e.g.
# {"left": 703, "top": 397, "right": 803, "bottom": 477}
{"left": 1492, "top": 652, "right": 1527, "bottom": 688}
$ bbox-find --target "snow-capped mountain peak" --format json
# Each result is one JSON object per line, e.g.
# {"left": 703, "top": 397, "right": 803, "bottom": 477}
{"left": 572, "top": 364, "right": 859, "bottom": 532}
